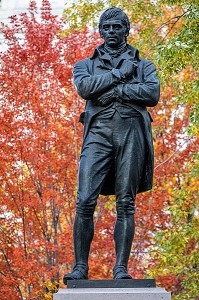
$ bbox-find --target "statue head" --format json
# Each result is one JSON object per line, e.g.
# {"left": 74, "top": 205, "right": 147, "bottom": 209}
{"left": 99, "top": 7, "right": 130, "bottom": 39}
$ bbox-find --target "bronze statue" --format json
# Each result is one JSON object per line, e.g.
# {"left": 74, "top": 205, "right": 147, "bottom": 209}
{"left": 63, "top": 7, "right": 160, "bottom": 283}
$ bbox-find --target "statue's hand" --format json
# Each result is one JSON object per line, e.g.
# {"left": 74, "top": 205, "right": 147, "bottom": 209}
{"left": 119, "top": 59, "right": 137, "bottom": 79}
{"left": 93, "top": 89, "right": 116, "bottom": 107}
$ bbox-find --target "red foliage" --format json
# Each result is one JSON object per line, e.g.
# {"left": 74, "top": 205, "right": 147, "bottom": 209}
{"left": 0, "top": 1, "right": 100, "bottom": 298}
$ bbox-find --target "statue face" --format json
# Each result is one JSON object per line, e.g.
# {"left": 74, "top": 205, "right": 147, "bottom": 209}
{"left": 100, "top": 18, "right": 127, "bottom": 48}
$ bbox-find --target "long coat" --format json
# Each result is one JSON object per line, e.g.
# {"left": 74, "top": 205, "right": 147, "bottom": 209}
{"left": 73, "top": 44, "right": 160, "bottom": 195}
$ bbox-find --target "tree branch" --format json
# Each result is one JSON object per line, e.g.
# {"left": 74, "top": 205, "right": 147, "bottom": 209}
{"left": 154, "top": 136, "right": 192, "bottom": 171}
{"left": 156, "top": 11, "right": 188, "bottom": 44}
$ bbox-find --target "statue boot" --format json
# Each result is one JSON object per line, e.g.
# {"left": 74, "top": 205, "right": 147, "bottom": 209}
{"left": 63, "top": 213, "right": 94, "bottom": 284}
{"left": 113, "top": 214, "right": 135, "bottom": 279}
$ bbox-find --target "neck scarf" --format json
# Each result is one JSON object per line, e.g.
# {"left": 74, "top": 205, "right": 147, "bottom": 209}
{"left": 104, "top": 41, "right": 127, "bottom": 57}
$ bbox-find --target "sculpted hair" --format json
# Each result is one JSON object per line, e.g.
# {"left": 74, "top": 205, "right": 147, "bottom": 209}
{"left": 99, "top": 7, "right": 130, "bottom": 36}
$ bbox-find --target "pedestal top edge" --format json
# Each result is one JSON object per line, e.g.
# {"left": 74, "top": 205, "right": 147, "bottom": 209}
{"left": 57, "top": 287, "right": 170, "bottom": 294}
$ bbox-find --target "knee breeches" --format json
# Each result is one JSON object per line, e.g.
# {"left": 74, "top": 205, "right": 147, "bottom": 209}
{"left": 76, "top": 112, "right": 146, "bottom": 217}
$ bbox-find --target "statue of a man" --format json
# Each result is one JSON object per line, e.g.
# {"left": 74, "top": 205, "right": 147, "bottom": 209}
{"left": 63, "top": 7, "right": 160, "bottom": 283}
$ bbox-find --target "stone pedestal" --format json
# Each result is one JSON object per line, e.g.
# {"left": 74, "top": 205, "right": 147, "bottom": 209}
{"left": 53, "top": 287, "right": 171, "bottom": 300}
{"left": 54, "top": 279, "right": 171, "bottom": 300}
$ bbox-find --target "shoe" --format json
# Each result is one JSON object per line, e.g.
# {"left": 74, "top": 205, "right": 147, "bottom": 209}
{"left": 113, "top": 265, "right": 132, "bottom": 279}
{"left": 63, "top": 265, "right": 88, "bottom": 284}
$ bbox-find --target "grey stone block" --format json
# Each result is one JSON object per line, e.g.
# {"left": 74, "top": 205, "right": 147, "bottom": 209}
{"left": 53, "top": 288, "right": 171, "bottom": 300}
